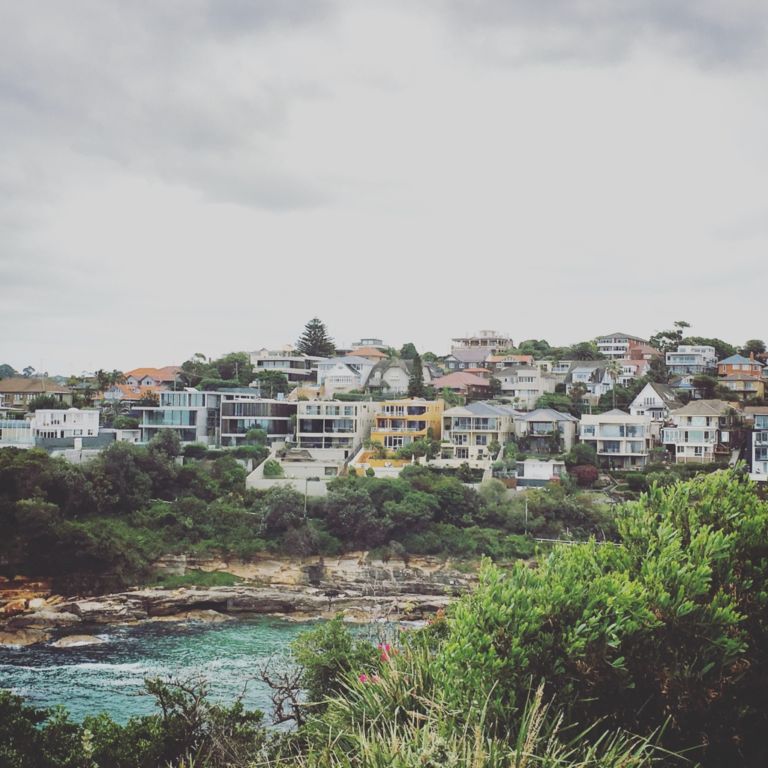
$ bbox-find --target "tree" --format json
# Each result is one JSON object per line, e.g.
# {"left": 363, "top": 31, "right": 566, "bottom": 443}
{"left": 567, "top": 342, "right": 603, "bottom": 360}
{"left": 741, "top": 339, "right": 766, "bottom": 356}
{"left": 255, "top": 370, "right": 289, "bottom": 398}
{"left": 605, "top": 360, "right": 622, "bottom": 409}
{"left": 0, "top": 363, "right": 18, "bottom": 379}
{"left": 565, "top": 443, "right": 597, "bottom": 467}
{"left": 488, "top": 376, "right": 502, "bottom": 397}
{"left": 399, "top": 342, "right": 418, "bottom": 360}
{"left": 682, "top": 336, "right": 737, "bottom": 361}
{"left": 296, "top": 318, "right": 335, "bottom": 357}
{"left": 691, "top": 374, "right": 718, "bottom": 399}
{"left": 26, "top": 395, "right": 68, "bottom": 412}
{"left": 407, "top": 354, "right": 425, "bottom": 398}
{"left": 569, "top": 382, "right": 588, "bottom": 405}
{"left": 22, "top": 366, "right": 35, "bottom": 378}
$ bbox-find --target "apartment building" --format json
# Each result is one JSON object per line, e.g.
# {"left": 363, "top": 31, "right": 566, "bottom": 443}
{"left": 33, "top": 409, "right": 99, "bottom": 440}
{"left": 665, "top": 345, "right": 717, "bottom": 376}
{"left": 661, "top": 400, "right": 737, "bottom": 464}
{"left": 138, "top": 390, "right": 296, "bottom": 446}
{"left": 296, "top": 400, "right": 377, "bottom": 454}
{"left": 370, "top": 399, "right": 444, "bottom": 453}
{"left": 745, "top": 407, "right": 768, "bottom": 482}
{"left": 595, "top": 332, "right": 647, "bottom": 360}
{"left": 250, "top": 348, "right": 324, "bottom": 384}
{"left": 441, "top": 401, "right": 518, "bottom": 460}
{"left": 580, "top": 410, "right": 652, "bottom": 469}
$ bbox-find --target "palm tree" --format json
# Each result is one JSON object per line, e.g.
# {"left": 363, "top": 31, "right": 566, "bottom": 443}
{"left": 606, "top": 360, "right": 622, "bottom": 409}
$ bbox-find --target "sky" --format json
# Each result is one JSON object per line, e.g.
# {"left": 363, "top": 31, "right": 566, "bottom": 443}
{"left": 2, "top": 0, "right": 768, "bottom": 375}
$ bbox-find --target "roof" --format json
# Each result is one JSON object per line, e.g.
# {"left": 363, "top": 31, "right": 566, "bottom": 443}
{"left": 719, "top": 354, "right": 764, "bottom": 366}
{"left": 323, "top": 355, "right": 370, "bottom": 366}
{"left": 431, "top": 372, "right": 491, "bottom": 390}
{"left": 109, "top": 383, "right": 165, "bottom": 401}
{"left": 443, "top": 401, "right": 518, "bottom": 418}
{"left": 671, "top": 399, "right": 738, "bottom": 417}
{"left": 446, "top": 348, "right": 491, "bottom": 364}
{"left": 346, "top": 347, "right": 387, "bottom": 359}
{"left": 596, "top": 332, "right": 647, "bottom": 342}
{"left": 126, "top": 366, "right": 181, "bottom": 381}
{"left": 744, "top": 406, "right": 768, "bottom": 417}
{"left": 0, "top": 377, "right": 72, "bottom": 394}
{"left": 643, "top": 382, "right": 683, "bottom": 408}
{"left": 518, "top": 408, "right": 579, "bottom": 423}
{"left": 486, "top": 354, "right": 534, "bottom": 365}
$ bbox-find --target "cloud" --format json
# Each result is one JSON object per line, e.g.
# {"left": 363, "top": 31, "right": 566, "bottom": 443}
{"left": 435, "top": 0, "right": 768, "bottom": 67}
{"left": 0, "top": 1, "right": 337, "bottom": 210}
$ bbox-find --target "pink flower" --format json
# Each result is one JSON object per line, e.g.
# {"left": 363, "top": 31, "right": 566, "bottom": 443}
{"left": 371, "top": 674, "right": 381, "bottom": 683}
{"left": 358, "top": 673, "right": 368, "bottom": 683}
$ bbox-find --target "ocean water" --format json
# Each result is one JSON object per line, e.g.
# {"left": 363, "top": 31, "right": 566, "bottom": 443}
{"left": 0, "top": 617, "right": 341, "bottom": 723}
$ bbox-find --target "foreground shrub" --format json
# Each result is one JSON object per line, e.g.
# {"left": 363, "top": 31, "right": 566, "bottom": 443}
{"left": 436, "top": 469, "right": 768, "bottom": 766}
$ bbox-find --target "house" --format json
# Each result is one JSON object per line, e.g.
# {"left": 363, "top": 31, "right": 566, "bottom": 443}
{"left": 219, "top": 392, "right": 296, "bottom": 446}
{"left": 629, "top": 382, "right": 682, "bottom": 421}
{"left": 497, "top": 366, "right": 557, "bottom": 410}
{"left": 350, "top": 338, "right": 388, "bottom": 352}
{"left": 661, "top": 400, "right": 739, "bottom": 464}
{"left": 317, "top": 356, "right": 375, "bottom": 397}
{"left": 515, "top": 458, "right": 567, "bottom": 488}
{"left": 441, "top": 401, "right": 518, "bottom": 461}
{"left": 296, "top": 400, "right": 377, "bottom": 455}
{"left": 0, "top": 378, "right": 73, "bottom": 410}
{"left": 347, "top": 347, "right": 388, "bottom": 363}
{"left": 627, "top": 343, "right": 662, "bottom": 361}
{"left": 717, "top": 354, "right": 764, "bottom": 378}
{"left": 364, "top": 358, "right": 434, "bottom": 394}
{"left": 431, "top": 371, "right": 492, "bottom": 399}
{"left": 137, "top": 390, "right": 296, "bottom": 446}
{"left": 124, "top": 366, "right": 181, "bottom": 388}
{"left": 564, "top": 362, "right": 611, "bottom": 402}
{"left": 33, "top": 408, "right": 99, "bottom": 440}
{"left": 666, "top": 345, "right": 717, "bottom": 376}
{"left": 103, "top": 383, "right": 165, "bottom": 403}
{"left": 451, "top": 330, "right": 513, "bottom": 352}
{"left": 370, "top": 399, "right": 444, "bottom": 453}
{"left": 445, "top": 330, "right": 513, "bottom": 371}
{"left": 443, "top": 346, "right": 494, "bottom": 371}
{"left": 249, "top": 348, "right": 324, "bottom": 384}
{"left": 486, "top": 354, "right": 534, "bottom": 370}
{"left": 595, "top": 333, "right": 647, "bottom": 359}
{"left": 744, "top": 407, "right": 768, "bottom": 482}
{"left": 580, "top": 410, "right": 652, "bottom": 469}
{"left": 514, "top": 408, "right": 579, "bottom": 453}
{"left": 0, "top": 419, "right": 34, "bottom": 447}
{"left": 718, "top": 375, "right": 766, "bottom": 400}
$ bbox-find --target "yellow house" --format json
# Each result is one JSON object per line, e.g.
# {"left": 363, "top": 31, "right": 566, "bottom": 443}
{"left": 370, "top": 398, "right": 444, "bottom": 453}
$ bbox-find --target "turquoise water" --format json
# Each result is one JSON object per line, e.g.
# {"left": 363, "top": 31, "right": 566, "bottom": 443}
{"left": 0, "top": 618, "right": 332, "bottom": 723}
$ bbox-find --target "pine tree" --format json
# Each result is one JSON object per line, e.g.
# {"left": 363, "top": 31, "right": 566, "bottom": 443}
{"left": 407, "top": 353, "right": 425, "bottom": 398}
{"left": 296, "top": 317, "right": 336, "bottom": 357}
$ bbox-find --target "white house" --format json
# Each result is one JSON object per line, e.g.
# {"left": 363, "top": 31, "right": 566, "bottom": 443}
{"left": 296, "top": 400, "right": 377, "bottom": 455}
{"left": 629, "top": 382, "right": 683, "bottom": 421}
{"left": 33, "top": 408, "right": 100, "bottom": 439}
{"left": 497, "top": 366, "right": 557, "bottom": 410}
{"left": 317, "top": 356, "right": 374, "bottom": 397}
{"left": 250, "top": 347, "right": 324, "bottom": 384}
{"left": 580, "top": 410, "right": 652, "bottom": 469}
{"left": 441, "top": 401, "right": 518, "bottom": 461}
{"left": 665, "top": 345, "right": 717, "bottom": 376}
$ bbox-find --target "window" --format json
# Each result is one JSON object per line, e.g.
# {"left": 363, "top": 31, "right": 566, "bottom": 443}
{"left": 475, "top": 435, "right": 488, "bottom": 445}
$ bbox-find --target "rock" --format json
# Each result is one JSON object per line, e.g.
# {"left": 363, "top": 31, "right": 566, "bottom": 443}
{"left": 51, "top": 634, "right": 106, "bottom": 648}
{"left": 8, "top": 610, "right": 81, "bottom": 629}
{"left": 60, "top": 598, "right": 148, "bottom": 624}
{"left": 0, "top": 628, "right": 50, "bottom": 647}
{"left": 149, "top": 609, "right": 233, "bottom": 623}
{"left": 28, "top": 598, "right": 47, "bottom": 610}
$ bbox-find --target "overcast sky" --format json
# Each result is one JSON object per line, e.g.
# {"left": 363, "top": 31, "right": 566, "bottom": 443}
{"left": 2, "top": 1, "right": 768, "bottom": 374}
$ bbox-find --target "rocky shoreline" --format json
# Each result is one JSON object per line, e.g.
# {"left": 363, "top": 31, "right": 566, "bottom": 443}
{"left": 0, "top": 553, "right": 476, "bottom": 646}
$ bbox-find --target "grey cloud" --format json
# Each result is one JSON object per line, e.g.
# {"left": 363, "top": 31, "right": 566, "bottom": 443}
{"left": 437, "top": 0, "right": 768, "bottom": 67}
{"left": 0, "top": 1, "right": 337, "bottom": 211}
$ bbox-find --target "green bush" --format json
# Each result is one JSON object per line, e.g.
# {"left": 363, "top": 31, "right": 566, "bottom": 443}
{"left": 435, "top": 470, "right": 768, "bottom": 765}
{"left": 262, "top": 459, "right": 284, "bottom": 478}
